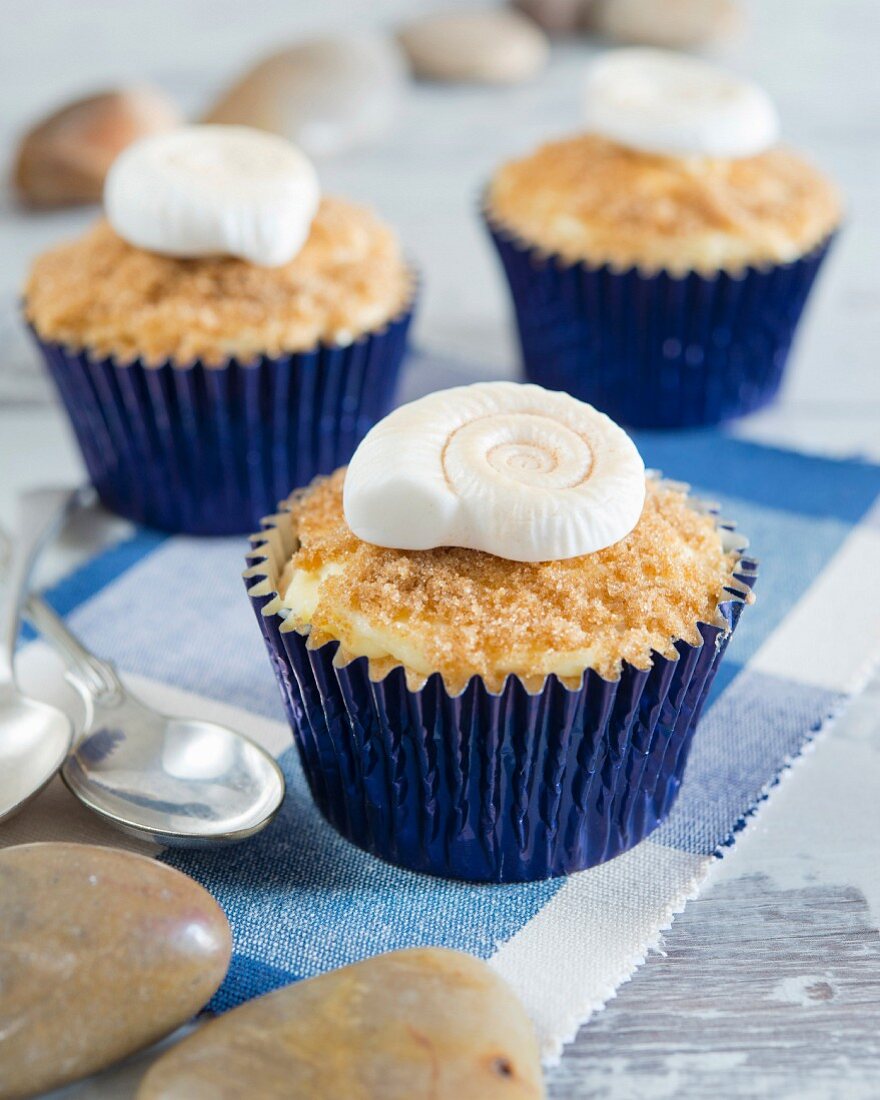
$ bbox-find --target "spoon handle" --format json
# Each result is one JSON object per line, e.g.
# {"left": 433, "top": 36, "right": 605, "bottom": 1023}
{"left": 22, "top": 593, "right": 123, "bottom": 702}
{"left": 0, "top": 506, "right": 122, "bottom": 700}
{"left": 0, "top": 488, "right": 79, "bottom": 684}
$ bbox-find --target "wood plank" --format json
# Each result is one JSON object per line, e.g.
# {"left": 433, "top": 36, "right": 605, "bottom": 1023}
{"left": 547, "top": 872, "right": 880, "bottom": 1098}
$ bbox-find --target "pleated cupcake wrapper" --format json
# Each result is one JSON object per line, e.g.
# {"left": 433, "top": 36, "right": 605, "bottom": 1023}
{"left": 483, "top": 204, "right": 834, "bottom": 429}
{"left": 30, "top": 301, "right": 414, "bottom": 536}
{"left": 244, "top": 492, "right": 756, "bottom": 883}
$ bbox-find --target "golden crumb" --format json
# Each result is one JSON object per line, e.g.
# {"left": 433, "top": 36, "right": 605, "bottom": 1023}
{"left": 24, "top": 197, "right": 413, "bottom": 365}
{"left": 487, "top": 134, "right": 841, "bottom": 275}
{"left": 276, "top": 468, "right": 740, "bottom": 693}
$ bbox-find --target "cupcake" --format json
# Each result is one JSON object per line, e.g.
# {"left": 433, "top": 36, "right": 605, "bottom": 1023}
{"left": 484, "top": 49, "right": 841, "bottom": 428}
{"left": 24, "top": 125, "right": 415, "bottom": 535}
{"left": 246, "top": 381, "right": 755, "bottom": 882}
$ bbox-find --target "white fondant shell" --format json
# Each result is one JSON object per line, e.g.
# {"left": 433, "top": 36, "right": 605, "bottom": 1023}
{"left": 104, "top": 125, "right": 320, "bottom": 266}
{"left": 343, "top": 382, "right": 646, "bottom": 562}
{"left": 583, "top": 48, "right": 780, "bottom": 159}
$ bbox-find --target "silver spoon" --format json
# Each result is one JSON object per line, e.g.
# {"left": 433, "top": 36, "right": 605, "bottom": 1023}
{"left": 0, "top": 489, "right": 76, "bottom": 823}
{"left": 0, "top": 522, "right": 286, "bottom": 847}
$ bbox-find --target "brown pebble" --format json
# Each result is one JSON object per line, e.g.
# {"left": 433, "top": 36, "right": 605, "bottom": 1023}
{"left": 0, "top": 843, "right": 231, "bottom": 1100}
{"left": 138, "top": 947, "right": 545, "bottom": 1100}
{"left": 512, "top": 0, "right": 597, "bottom": 35}
{"left": 13, "top": 86, "right": 180, "bottom": 208}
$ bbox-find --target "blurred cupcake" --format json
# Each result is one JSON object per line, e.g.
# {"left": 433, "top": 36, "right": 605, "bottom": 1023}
{"left": 484, "top": 49, "right": 841, "bottom": 428}
{"left": 24, "top": 125, "right": 415, "bottom": 535}
{"left": 246, "top": 381, "right": 755, "bottom": 882}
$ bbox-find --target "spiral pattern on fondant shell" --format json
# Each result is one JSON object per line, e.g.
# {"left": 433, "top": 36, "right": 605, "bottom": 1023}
{"left": 343, "top": 381, "right": 646, "bottom": 562}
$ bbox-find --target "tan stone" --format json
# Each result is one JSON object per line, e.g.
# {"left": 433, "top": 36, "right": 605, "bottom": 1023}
{"left": 397, "top": 11, "right": 549, "bottom": 84}
{"left": 13, "top": 86, "right": 181, "bottom": 208}
{"left": 594, "top": 0, "right": 744, "bottom": 49}
{"left": 138, "top": 947, "right": 545, "bottom": 1100}
{"left": 0, "top": 843, "right": 231, "bottom": 1100}
{"left": 203, "top": 35, "right": 406, "bottom": 159}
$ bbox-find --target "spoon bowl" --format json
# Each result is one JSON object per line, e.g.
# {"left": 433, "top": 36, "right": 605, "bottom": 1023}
{"left": 0, "top": 686, "right": 73, "bottom": 823}
{"left": 0, "top": 488, "right": 79, "bottom": 823}
{"left": 61, "top": 690, "right": 285, "bottom": 846}
{"left": 0, "top": 502, "right": 285, "bottom": 846}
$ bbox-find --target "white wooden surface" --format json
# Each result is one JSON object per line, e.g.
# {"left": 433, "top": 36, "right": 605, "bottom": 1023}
{"left": 1, "top": 2, "right": 878, "bottom": 1097}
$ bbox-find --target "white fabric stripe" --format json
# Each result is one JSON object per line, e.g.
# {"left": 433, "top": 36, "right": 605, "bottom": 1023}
{"left": 489, "top": 841, "right": 708, "bottom": 1063}
{"left": 750, "top": 511, "right": 880, "bottom": 693}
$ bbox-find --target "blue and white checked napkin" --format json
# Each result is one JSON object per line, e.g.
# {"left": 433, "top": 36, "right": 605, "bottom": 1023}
{"left": 5, "top": 430, "right": 880, "bottom": 1063}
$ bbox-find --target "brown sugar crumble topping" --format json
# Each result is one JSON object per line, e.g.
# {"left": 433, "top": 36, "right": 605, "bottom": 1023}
{"left": 279, "top": 468, "right": 740, "bottom": 693}
{"left": 487, "top": 134, "right": 841, "bottom": 275}
{"left": 24, "top": 196, "right": 412, "bottom": 365}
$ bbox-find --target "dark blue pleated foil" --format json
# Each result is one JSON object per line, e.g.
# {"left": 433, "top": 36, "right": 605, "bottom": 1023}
{"left": 484, "top": 210, "right": 834, "bottom": 429}
{"left": 30, "top": 304, "right": 414, "bottom": 535}
{"left": 245, "top": 511, "right": 756, "bottom": 883}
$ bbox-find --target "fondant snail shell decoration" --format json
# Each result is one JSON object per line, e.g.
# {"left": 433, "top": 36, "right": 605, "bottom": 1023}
{"left": 583, "top": 48, "right": 780, "bottom": 159}
{"left": 343, "top": 382, "right": 646, "bottom": 563}
{"left": 104, "top": 125, "right": 320, "bottom": 267}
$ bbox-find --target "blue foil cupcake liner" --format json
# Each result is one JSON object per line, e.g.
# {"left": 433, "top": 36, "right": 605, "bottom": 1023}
{"left": 484, "top": 206, "right": 835, "bottom": 429}
{"left": 29, "top": 301, "right": 415, "bottom": 536}
{"left": 244, "top": 495, "right": 756, "bottom": 883}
